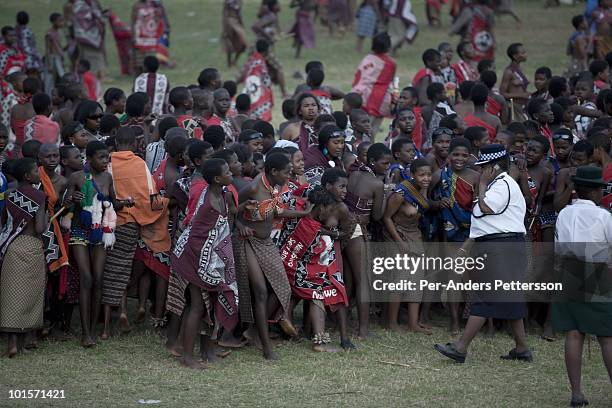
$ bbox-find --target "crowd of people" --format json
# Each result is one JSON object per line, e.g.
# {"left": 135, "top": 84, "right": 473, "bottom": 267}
{"left": 0, "top": 0, "right": 611, "bottom": 406}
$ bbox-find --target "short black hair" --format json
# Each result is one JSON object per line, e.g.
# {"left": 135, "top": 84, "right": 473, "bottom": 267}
{"left": 458, "top": 80, "right": 475, "bottom": 100}
{"left": 589, "top": 59, "right": 609, "bottom": 78}
{"left": 187, "top": 140, "right": 212, "bottom": 163}
{"left": 596, "top": 89, "right": 612, "bottom": 111}
{"left": 307, "top": 68, "right": 325, "bottom": 87}
{"left": 13, "top": 158, "right": 36, "bottom": 183}
{"left": 241, "top": 119, "right": 255, "bottom": 130}
{"left": 2, "top": 159, "right": 16, "bottom": 180}
{"left": 198, "top": 68, "right": 219, "bottom": 88}
{"left": 470, "top": 83, "right": 489, "bottom": 106}
{"left": 410, "top": 158, "right": 431, "bottom": 175}
{"left": 266, "top": 147, "right": 289, "bottom": 157}
{"left": 372, "top": 32, "right": 391, "bottom": 54}
{"left": 202, "top": 158, "right": 227, "bottom": 184}
{"left": 531, "top": 135, "right": 551, "bottom": 154}
{"left": 23, "top": 77, "right": 41, "bottom": 95}
{"left": 591, "top": 116, "right": 611, "bottom": 130}
{"left": 572, "top": 14, "right": 585, "bottom": 29}
{"left": 477, "top": 59, "right": 494, "bottom": 74}
{"left": 366, "top": 143, "right": 391, "bottom": 163}
{"left": 588, "top": 130, "right": 611, "bottom": 153}
{"left": 99, "top": 114, "right": 120, "bottom": 134}
{"left": 157, "top": 116, "right": 179, "bottom": 140}
{"left": 1, "top": 26, "right": 15, "bottom": 37}
{"left": 21, "top": 140, "right": 42, "bottom": 159}
{"left": 438, "top": 42, "right": 452, "bottom": 52}
{"left": 264, "top": 152, "right": 290, "bottom": 174}
{"left": 235, "top": 93, "right": 251, "bottom": 112}
{"left": 464, "top": 126, "right": 487, "bottom": 143}
{"left": 143, "top": 56, "right": 160, "bottom": 73}
{"left": 256, "top": 38, "right": 270, "bottom": 54}
{"left": 391, "top": 137, "right": 414, "bottom": 156}
{"left": 439, "top": 114, "right": 459, "bottom": 131}
{"left": 169, "top": 86, "right": 191, "bottom": 108}
{"left": 507, "top": 43, "right": 523, "bottom": 60}
{"left": 227, "top": 142, "right": 252, "bottom": 163}
{"left": 103, "top": 87, "right": 125, "bottom": 107}
{"left": 253, "top": 120, "right": 275, "bottom": 138}
{"left": 550, "top": 102, "right": 564, "bottom": 126}
{"left": 223, "top": 80, "right": 237, "bottom": 98}
{"left": 426, "top": 82, "right": 445, "bottom": 101}
{"left": 480, "top": 70, "right": 497, "bottom": 89}
{"left": 307, "top": 185, "right": 336, "bottom": 206}
{"left": 60, "top": 144, "right": 79, "bottom": 160}
{"left": 85, "top": 140, "right": 107, "bottom": 158}
{"left": 115, "top": 126, "right": 136, "bottom": 146}
{"left": 16, "top": 11, "right": 29, "bottom": 25}
{"left": 321, "top": 167, "right": 348, "bottom": 187}
{"left": 32, "top": 92, "right": 51, "bottom": 115}
{"left": 573, "top": 140, "right": 594, "bottom": 157}
{"left": 344, "top": 92, "right": 363, "bottom": 109}
{"left": 78, "top": 59, "right": 91, "bottom": 71}
{"left": 456, "top": 40, "right": 470, "bottom": 59}
{"left": 315, "top": 113, "right": 337, "bottom": 132}
{"left": 61, "top": 121, "right": 82, "bottom": 144}
{"left": 332, "top": 111, "right": 348, "bottom": 130}
{"left": 554, "top": 96, "right": 574, "bottom": 110}
{"left": 203, "top": 125, "right": 225, "bottom": 150}
{"left": 507, "top": 121, "right": 527, "bottom": 136}
{"left": 422, "top": 48, "right": 441, "bottom": 65}
{"left": 527, "top": 98, "right": 548, "bottom": 119}
{"left": 125, "top": 92, "right": 148, "bottom": 117}
{"left": 49, "top": 12, "right": 62, "bottom": 24}
{"left": 282, "top": 99, "right": 296, "bottom": 119}
{"left": 305, "top": 60, "right": 323, "bottom": 74}
{"left": 548, "top": 76, "right": 568, "bottom": 98}
{"left": 165, "top": 128, "right": 189, "bottom": 157}
{"left": 449, "top": 137, "right": 471, "bottom": 152}
{"left": 535, "top": 66, "right": 552, "bottom": 79}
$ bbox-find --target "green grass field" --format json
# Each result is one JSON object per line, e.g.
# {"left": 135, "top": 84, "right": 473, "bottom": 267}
{"left": 1, "top": 1, "right": 611, "bottom": 407}
{"left": 0, "top": 0, "right": 584, "bottom": 126}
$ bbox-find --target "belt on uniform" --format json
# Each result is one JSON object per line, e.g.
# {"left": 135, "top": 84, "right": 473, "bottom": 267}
{"left": 474, "top": 232, "right": 524, "bottom": 242}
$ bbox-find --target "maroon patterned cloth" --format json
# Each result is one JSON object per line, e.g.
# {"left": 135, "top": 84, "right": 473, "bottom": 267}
{"left": 171, "top": 188, "right": 238, "bottom": 331}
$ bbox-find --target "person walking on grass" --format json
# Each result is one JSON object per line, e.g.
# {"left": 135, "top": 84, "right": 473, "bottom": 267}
{"left": 435, "top": 144, "right": 533, "bottom": 364}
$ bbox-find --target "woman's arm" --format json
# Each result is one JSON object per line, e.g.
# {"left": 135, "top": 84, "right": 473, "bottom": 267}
{"left": 382, "top": 193, "right": 406, "bottom": 245}
{"left": 371, "top": 179, "right": 386, "bottom": 221}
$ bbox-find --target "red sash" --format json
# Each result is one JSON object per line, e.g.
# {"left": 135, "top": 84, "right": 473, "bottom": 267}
{"left": 464, "top": 114, "right": 496, "bottom": 142}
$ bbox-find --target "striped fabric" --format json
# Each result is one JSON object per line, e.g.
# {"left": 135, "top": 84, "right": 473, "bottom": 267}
{"left": 101, "top": 223, "right": 139, "bottom": 307}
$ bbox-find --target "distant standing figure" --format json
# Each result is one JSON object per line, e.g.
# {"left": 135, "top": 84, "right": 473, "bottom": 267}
{"left": 132, "top": 0, "right": 163, "bottom": 75}
{"left": 355, "top": 0, "right": 380, "bottom": 53}
{"left": 73, "top": 0, "right": 107, "bottom": 80}
{"left": 45, "top": 13, "right": 67, "bottom": 92}
{"left": 15, "top": 11, "right": 44, "bottom": 76}
{"left": 222, "top": 0, "right": 248, "bottom": 67}
{"left": 289, "top": 0, "right": 316, "bottom": 58}
{"left": 351, "top": 32, "right": 397, "bottom": 136}
{"left": 384, "top": 0, "right": 419, "bottom": 56}
{"left": 449, "top": 0, "right": 495, "bottom": 62}
{"left": 133, "top": 56, "right": 169, "bottom": 116}
{"left": 252, "top": 0, "right": 281, "bottom": 45}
